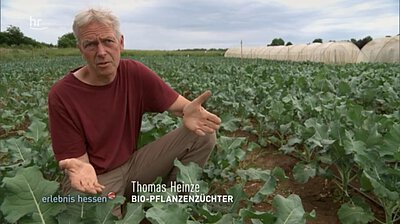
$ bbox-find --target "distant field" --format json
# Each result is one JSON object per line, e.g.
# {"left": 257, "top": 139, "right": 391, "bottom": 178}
{"left": 0, "top": 47, "right": 226, "bottom": 60}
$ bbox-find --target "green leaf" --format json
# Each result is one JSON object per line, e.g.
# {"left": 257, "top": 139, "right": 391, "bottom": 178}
{"left": 220, "top": 113, "right": 241, "bottom": 132}
{"left": 145, "top": 204, "right": 189, "bottom": 224}
{"left": 237, "top": 168, "right": 271, "bottom": 181}
{"left": 218, "top": 136, "right": 247, "bottom": 151}
{"left": 25, "top": 119, "right": 48, "bottom": 142}
{"left": 116, "top": 202, "right": 145, "bottom": 224}
{"left": 304, "top": 118, "right": 335, "bottom": 147}
{"left": 272, "top": 194, "right": 307, "bottom": 224}
{"left": 272, "top": 166, "right": 288, "bottom": 181}
{"left": 359, "top": 173, "right": 373, "bottom": 192}
{"left": 394, "top": 151, "right": 400, "bottom": 161}
{"left": 193, "top": 204, "right": 222, "bottom": 223}
{"left": 0, "top": 166, "right": 65, "bottom": 223}
{"left": 227, "top": 183, "right": 247, "bottom": 213}
{"left": 4, "top": 137, "right": 34, "bottom": 165}
{"left": 343, "top": 138, "right": 366, "bottom": 155}
{"left": 247, "top": 141, "right": 261, "bottom": 152}
{"left": 251, "top": 176, "right": 276, "bottom": 203}
{"left": 280, "top": 144, "right": 296, "bottom": 154}
{"left": 305, "top": 209, "right": 316, "bottom": 219}
{"left": 215, "top": 213, "right": 235, "bottom": 224}
{"left": 346, "top": 104, "right": 365, "bottom": 127}
{"left": 354, "top": 122, "right": 382, "bottom": 147}
{"left": 57, "top": 200, "right": 90, "bottom": 224}
{"left": 239, "top": 208, "right": 276, "bottom": 223}
{"left": 215, "top": 136, "right": 247, "bottom": 168}
{"left": 187, "top": 221, "right": 201, "bottom": 224}
{"left": 140, "top": 117, "right": 155, "bottom": 132}
{"left": 174, "top": 159, "right": 209, "bottom": 194}
{"left": 337, "top": 81, "right": 351, "bottom": 96}
{"left": 58, "top": 195, "right": 125, "bottom": 224}
{"left": 280, "top": 136, "right": 302, "bottom": 154}
{"left": 337, "top": 202, "right": 375, "bottom": 224}
{"left": 292, "top": 162, "right": 316, "bottom": 184}
{"left": 352, "top": 144, "right": 382, "bottom": 170}
{"left": 363, "top": 171, "right": 399, "bottom": 201}
{"left": 381, "top": 124, "right": 400, "bottom": 158}
{"left": 236, "top": 168, "right": 277, "bottom": 203}
{"left": 287, "top": 136, "right": 302, "bottom": 146}
{"left": 90, "top": 196, "right": 125, "bottom": 223}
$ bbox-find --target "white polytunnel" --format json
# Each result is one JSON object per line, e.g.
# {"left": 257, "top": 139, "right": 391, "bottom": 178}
{"left": 357, "top": 36, "right": 400, "bottom": 63}
{"left": 225, "top": 35, "right": 400, "bottom": 64}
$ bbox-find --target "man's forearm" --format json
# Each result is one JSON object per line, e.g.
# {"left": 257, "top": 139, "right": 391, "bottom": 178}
{"left": 168, "top": 95, "right": 191, "bottom": 117}
{"left": 59, "top": 153, "right": 90, "bottom": 172}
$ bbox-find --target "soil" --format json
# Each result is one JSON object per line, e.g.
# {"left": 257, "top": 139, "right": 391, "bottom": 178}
{"left": 241, "top": 147, "right": 341, "bottom": 223}
{"left": 217, "top": 131, "right": 387, "bottom": 224}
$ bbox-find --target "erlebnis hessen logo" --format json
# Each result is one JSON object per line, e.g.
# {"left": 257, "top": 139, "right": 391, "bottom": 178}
{"left": 29, "top": 16, "right": 48, "bottom": 30}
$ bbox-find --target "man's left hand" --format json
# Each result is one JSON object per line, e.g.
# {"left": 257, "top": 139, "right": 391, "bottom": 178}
{"left": 183, "top": 90, "right": 221, "bottom": 136}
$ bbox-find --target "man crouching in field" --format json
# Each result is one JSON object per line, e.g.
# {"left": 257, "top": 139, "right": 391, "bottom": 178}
{"left": 48, "top": 8, "right": 221, "bottom": 218}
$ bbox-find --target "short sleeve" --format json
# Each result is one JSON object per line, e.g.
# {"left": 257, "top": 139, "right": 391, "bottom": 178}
{"left": 48, "top": 89, "right": 86, "bottom": 161}
{"left": 137, "top": 63, "right": 179, "bottom": 113}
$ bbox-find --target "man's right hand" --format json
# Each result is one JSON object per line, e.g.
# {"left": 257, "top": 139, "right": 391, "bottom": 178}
{"left": 59, "top": 158, "right": 105, "bottom": 194}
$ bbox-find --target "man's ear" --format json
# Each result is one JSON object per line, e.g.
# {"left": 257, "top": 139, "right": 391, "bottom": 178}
{"left": 119, "top": 35, "right": 124, "bottom": 51}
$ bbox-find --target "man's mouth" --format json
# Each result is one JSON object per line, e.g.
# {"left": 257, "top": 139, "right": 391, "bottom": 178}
{"left": 97, "top": 61, "right": 110, "bottom": 65}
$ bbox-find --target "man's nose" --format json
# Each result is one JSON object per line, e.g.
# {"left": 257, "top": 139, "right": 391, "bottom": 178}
{"left": 97, "top": 42, "right": 107, "bottom": 56}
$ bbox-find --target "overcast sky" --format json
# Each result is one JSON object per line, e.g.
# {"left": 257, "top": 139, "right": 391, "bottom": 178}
{"left": 1, "top": 0, "right": 399, "bottom": 50}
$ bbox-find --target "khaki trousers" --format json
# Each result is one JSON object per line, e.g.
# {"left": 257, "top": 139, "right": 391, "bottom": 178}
{"left": 61, "top": 126, "right": 216, "bottom": 216}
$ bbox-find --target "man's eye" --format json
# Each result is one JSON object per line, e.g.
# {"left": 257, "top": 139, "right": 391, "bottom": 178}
{"left": 84, "top": 42, "right": 96, "bottom": 48}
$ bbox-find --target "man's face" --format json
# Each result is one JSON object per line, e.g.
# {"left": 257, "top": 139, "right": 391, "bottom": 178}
{"left": 77, "top": 22, "right": 124, "bottom": 80}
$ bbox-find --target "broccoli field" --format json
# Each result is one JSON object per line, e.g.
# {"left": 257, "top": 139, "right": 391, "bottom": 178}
{"left": 0, "top": 55, "right": 399, "bottom": 224}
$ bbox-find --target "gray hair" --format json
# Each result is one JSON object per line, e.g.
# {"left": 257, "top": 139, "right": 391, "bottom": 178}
{"left": 72, "top": 8, "right": 121, "bottom": 43}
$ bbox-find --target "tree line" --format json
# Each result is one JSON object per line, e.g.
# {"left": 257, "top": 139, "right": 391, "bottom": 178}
{"left": 0, "top": 26, "right": 54, "bottom": 47}
{"left": 267, "top": 36, "right": 374, "bottom": 49}
{"left": 0, "top": 25, "right": 76, "bottom": 48}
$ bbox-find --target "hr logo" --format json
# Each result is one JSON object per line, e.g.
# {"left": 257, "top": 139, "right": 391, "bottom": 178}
{"left": 29, "top": 16, "right": 48, "bottom": 30}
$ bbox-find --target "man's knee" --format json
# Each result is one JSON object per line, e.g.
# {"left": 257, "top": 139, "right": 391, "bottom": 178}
{"left": 199, "top": 132, "right": 217, "bottom": 151}
{"left": 192, "top": 132, "right": 216, "bottom": 166}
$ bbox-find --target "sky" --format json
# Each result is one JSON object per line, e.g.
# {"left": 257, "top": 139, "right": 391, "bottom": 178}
{"left": 0, "top": 0, "right": 399, "bottom": 50}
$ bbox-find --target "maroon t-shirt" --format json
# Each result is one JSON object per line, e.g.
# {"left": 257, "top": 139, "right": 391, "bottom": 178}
{"left": 48, "top": 59, "right": 179, "bottom": 174}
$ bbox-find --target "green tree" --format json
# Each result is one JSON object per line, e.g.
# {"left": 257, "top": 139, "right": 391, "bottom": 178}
{"left": 350, "top": 36, "right": 373, "bottom": 49}
{"left": 286, "top": 42, "right": 293, "bottom": 46}
{"left": 0, "top": 25, "right": 50, "bottom": 47}
{"left": 57, "top": 32, "right": 76, "bottom": 48}
{"left": 4, "top": 25, "right": 24, "bottom": 45}
{"left": 0, "top": 32, "right": 11, "bottom": 45}
{"left": 312, "top": 38, "right": 323, "bottom": 43}
{"left": 268, "top": 38, "right": 285, "bottom": 46}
